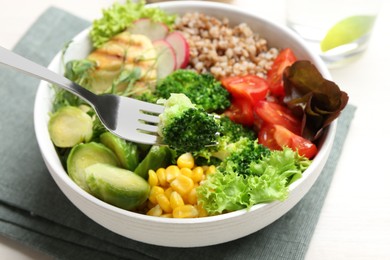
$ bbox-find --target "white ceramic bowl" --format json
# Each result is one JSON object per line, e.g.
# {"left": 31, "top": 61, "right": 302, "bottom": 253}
{"left": 34, "top": 1, "right": 336, "bottom": 247}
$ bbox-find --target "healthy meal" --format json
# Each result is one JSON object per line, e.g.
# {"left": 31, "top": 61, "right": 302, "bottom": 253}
{"left": 48, "top": 0, "right": 348, "bottom": 218}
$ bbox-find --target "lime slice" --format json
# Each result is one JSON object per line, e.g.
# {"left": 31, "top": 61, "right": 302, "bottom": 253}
{"left": 320, "top": 15, "right": 376, "bottom": 52}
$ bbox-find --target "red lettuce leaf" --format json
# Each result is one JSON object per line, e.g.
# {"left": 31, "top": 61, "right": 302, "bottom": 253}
{"left": 283, "top": 61, "right": 348, "bottom": 141}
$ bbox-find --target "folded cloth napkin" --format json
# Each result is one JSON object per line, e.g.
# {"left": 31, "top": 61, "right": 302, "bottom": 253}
{"left": 0, "top": 7, "right": 356, "bottom": 260}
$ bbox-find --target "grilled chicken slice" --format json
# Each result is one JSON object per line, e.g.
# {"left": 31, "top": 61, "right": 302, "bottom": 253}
{"left": 87, "top": 31, "right": 157, "bottom": 94}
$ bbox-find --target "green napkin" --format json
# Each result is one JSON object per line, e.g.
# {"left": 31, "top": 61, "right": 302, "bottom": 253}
{"left": 0, "top": 7, "right": 356, "bottom": 260}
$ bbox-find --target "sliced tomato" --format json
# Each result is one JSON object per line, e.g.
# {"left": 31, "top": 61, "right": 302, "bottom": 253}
{"left": 224, "top": 98, "right": 254, "bottom": 126}
{"left": 254, "top": 100, "right": 302, "bottom": 135}
{"left": 267, "top": 48, "right": 297, "bottom": 97}
{"left": 221, "top": 75, "right": 269, "bottom": 106}
{"left": 258, "top": 124, "right": 317, "bottom": 159}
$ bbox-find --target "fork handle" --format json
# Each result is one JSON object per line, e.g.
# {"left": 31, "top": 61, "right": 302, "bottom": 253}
{"left": 0, "top": 46, "right": 97, "bottom": 106}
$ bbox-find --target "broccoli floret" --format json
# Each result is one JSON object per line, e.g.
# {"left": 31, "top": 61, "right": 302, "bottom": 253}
{"left": 156, "top": 70, "right": 231, "bottom": 112}
{"left": 135, "top": 90, "right": 159, "bottom": 103}
{"left": 193, "top": 116, "right": 257, "bottom": 163}
{"left": 158, "top": 93, "right": 220, "bottom": 154}
{"left": 219, "top": 116, "right": 256, "bottom": 142}
{"left": 218, "top": 138, "right": 270, "bottom": 176}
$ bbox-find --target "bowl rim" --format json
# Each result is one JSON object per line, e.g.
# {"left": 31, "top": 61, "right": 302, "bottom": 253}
{"left": 34, "top": 0, "right": 336, "bottom": 225}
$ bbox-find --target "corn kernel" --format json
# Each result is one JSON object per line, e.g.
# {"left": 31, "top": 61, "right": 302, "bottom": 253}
{"left": 149, "top": 185, "right": 164, "bottom": 204}
{"left": 156, "top": 193, "right": 172, "bottom": 213}
{"left": 187, "top": 187, "right": 198, "bottom": 205}
{"left": 191, "top": 166, "right": 204, "bottom": 183}
{"left": 165, "top": 165, "right": 181, "bottom": 183}
{"left": 171, "top": 175, "right": 194, "bottom": 196}
{"left": 180, "top": 167, "right": 193, "bottom": 178}
{"left": 177, "top": 153, "right": 195, "bottom": 169}
{"left": 161, "top": 213, "right": 173, "bottom": 218}
{"left": 164, "top": 187, "right": 173, "bottom": 198}
{"left": 147, "top": 204, "right": 163, "bottom": 216}
{"left": 156, "top": 168, "right": 167, "bottom": 187}
{"left": 173, "top": 205, "right": 199, "bottom": 218}
{"left": 170, "top": 191, "right": 185, "bottom": 209}
{"left": 206, "top": 165, "right": 216, "bottom": 175}
{"left": 148, "top": 170, "right": 159, "bottom": 186}
{"left": 197, "top": 205, "right": 208, "bottom": 217}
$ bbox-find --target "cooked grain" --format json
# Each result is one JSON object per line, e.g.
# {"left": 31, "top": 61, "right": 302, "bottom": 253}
{"left": 174, "top": 12, "right": 279, "bottom": 79}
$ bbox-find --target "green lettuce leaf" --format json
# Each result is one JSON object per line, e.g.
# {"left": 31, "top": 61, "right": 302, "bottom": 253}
{"left": 197, "top": 148, "right": 310, "bottom": 215}
{"left": 197, "top": 172, "right": 250, "bottom": 215}
{"left": 90, "top": 0, "right": 176, "bottom": 48}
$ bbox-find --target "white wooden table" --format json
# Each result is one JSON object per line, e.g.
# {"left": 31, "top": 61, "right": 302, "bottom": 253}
{"left": 0, "top": 1, "right": 389, "bottom": 259}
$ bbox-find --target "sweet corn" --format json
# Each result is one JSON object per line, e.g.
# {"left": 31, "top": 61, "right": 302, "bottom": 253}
{"left": 164, "top": 187, "right": 173, "bottom": 198}
{"left": 191, "top": 166, "right": 204, "bottom": 182}
{"left": 186, "top": 187, "right": 198, "bottom": 205}
{"left": 144, "top": 153, "right": 215, "bottom": 218}
{"left": 165, "top": 165, "right": 181, "bottom": 183}
{"left": 206, "top": 165, "right": 216, "bottom": 175}
{"left": 197, "top": 205, "right": 208, "bottom": 218}
{"left": 177, "top": 153, "right": 195, "bottom": 169}
{"left": 173, "top": 205, "right": 199, "bottom": 218}
{"left": 170, "top": 191, "right": 185, "bottom": 209}
{"left": 148, "top": 170, "right": 158, "bottom": 187}
{"left": 171, "top": 175, "right": 194, "bottom": 196}
{"left": 156, "top": 193, "right": 172, "bottom": 213}
{"left": 180, "top": 167, "right": 193, "bottom": 178}
{"left": 147, "top": 204, "right": 163, "bottom": 216}
{"left": 156, "top": 168, "right": 167, "bottom": 187}
{"left": 149, "top": 185, "right": 164, "bottom": 204}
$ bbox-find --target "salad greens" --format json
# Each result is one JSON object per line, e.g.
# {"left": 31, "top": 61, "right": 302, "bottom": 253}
{"left": 283, "top": 61, "right": 349, "bottom": 141}
{"left": 198, "top": 148, "right": 311, "bottom": 215}
{"left": 46, "top": 0, "right": 344, "bottom": 217}
{"left": 90, "top": 0, "right": 176, "bottom": 48}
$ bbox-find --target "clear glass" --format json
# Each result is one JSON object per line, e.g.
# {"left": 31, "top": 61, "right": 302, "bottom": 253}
{"left": 286, "top": 0, "right": 381, "bottom": 68}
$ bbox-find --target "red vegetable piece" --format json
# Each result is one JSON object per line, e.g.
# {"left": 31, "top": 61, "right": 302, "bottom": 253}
{"left": 221, "top": 75, "right": 269, "bottom": 106}
{"left": 258, "top": 124, "right": 318, "bottom": 159}
{"left": 129, "top": 18, "right": 169, "bottom": 41}
{"left": 254, "top": 100, "right": 302, "bottom": 135}
{"left": 224, "top": 98, "right": 254, "bottom": 126}
{"left": 267, "top": 48, "right": 297, "bottom": 98}
{"left": 153, "top": 39, "right": 177, "bottom": 79}
{"left": 165, "top": 31, "right": 190, "bottom": 69}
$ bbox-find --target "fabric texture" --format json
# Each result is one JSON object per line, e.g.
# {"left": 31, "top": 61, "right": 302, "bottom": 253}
{"left": 0, "top": 7, "right": 356, "bottom": 260}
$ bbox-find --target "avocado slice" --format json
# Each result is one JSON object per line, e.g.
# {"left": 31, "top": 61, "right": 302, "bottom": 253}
{"left": 67, "top": 142, "right": 119, "bottom": 192}
{"left": 85, "top": 163, "right": 150, "bottom": 210}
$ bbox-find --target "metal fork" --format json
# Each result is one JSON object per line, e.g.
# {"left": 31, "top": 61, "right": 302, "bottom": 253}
{"left": 0, "top": 46, "right": 164, "bottom": 145}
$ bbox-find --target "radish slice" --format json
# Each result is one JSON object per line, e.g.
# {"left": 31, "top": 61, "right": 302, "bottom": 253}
{"left": 153, "top": 40, "right": 177, "bottom": 79}
{"left": 128, "top": 18, "right": 169, "bottom": 41}
{"left": 165, "top": 31, "right": 190, "bottom": 69}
